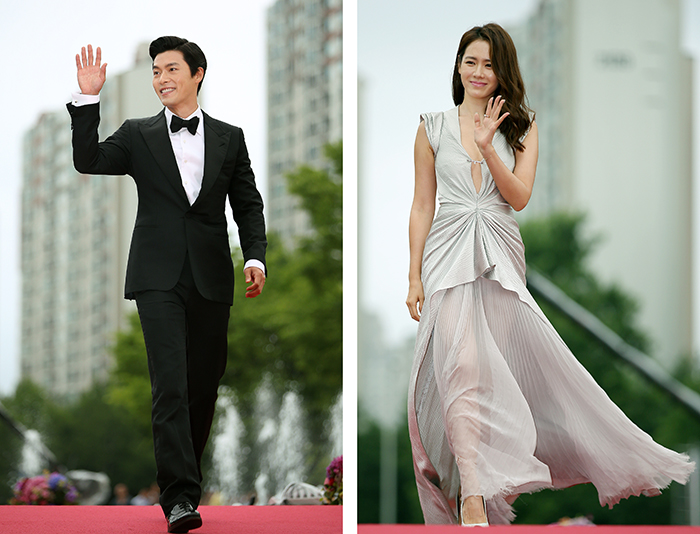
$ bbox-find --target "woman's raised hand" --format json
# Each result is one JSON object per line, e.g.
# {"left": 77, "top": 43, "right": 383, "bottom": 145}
{"left": 474, "top": 95, "right": 509, "bottom": 153}
{"left": 75, "top": 44, "right": 107, "bottom": 96}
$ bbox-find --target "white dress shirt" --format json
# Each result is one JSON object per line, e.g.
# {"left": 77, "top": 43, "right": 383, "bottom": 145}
{"left": 164, "top": 106, "right": 205, "bottom": 206}
{"left": 71, "top": 93, "right": 265, "bottom": 275}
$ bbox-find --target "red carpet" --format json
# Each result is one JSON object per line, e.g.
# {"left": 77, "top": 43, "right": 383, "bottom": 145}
{"left": 0, "top": 505, "right": 341, "bottom": 534}
{"left": 359, "top": 526, "right": 700, "bottom": 533}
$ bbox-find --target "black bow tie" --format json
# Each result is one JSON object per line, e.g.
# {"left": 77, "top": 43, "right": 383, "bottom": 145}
{"left": 170, "top": 115, "right": 200, "bottom": 135}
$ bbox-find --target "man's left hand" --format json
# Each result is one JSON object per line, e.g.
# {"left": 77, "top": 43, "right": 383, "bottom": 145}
{"left": 244, "top": 267, "right": 266, "bottom": 298}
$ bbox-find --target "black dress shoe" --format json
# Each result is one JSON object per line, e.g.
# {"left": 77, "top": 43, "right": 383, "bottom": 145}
{"left": 167, "top": 502, "right": 202, "bottom": 533}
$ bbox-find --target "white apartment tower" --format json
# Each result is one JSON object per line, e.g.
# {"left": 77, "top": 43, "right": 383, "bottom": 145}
{"left": 266, "top": 0, "right": 343, "bottom": 246}
{"left": 510, "top": 0, "right": 693, "bottom": 365}
{"left": 20, "top": 44, "right": 163, "bottom": 397}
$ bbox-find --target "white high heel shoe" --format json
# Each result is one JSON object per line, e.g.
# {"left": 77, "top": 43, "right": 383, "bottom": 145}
{"left": 460, "top": 495, "right": 489, "bottom": 527}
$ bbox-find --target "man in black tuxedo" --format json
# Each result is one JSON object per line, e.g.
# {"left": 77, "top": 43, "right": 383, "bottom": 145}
{"left": 67, "top": 37, "right": 267, "bottom": 533}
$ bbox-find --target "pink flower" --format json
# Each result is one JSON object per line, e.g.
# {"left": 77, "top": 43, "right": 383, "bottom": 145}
{"left": 322, "top": 456, "right": 343, "bottom": 505}
{"left": 10, "top": 472, "right": 79, "bottom": 505}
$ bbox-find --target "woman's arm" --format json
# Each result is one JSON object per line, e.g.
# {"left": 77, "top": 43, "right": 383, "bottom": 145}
{"left": 406, "top": 122, "right": 437, "bottom": 322}
{"left": 475, "top": 96, "right": 539, "bottom": 211}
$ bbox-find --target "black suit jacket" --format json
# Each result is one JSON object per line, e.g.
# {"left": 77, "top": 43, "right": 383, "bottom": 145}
{"left": 66, "top": 103, "right": 266, "bottom": 305}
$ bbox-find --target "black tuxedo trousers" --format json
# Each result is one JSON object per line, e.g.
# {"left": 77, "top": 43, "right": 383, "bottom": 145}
{"left": 135, "top": 254, "right": 229, "bottom": 513}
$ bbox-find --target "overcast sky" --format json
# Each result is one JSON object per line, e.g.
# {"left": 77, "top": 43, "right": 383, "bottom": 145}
{"left": 358, "top": 0, "right": 700, "bottom": 351}
{"left": 0, "top": 0, "right": 276, "bottom": 395}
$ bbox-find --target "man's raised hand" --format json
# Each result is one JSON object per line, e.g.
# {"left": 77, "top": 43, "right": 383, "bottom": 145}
{"left": 76, "top": 44, "right": 107, "bottom": 96}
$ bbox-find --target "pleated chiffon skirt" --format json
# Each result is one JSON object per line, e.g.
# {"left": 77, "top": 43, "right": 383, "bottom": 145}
{"left": 409, "top": 277, "right": 695, "bottom": 525}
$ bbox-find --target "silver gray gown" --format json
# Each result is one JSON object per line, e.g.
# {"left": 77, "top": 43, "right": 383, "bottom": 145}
{"left": 407, "top": 107, "right": 695, "bottom": 525}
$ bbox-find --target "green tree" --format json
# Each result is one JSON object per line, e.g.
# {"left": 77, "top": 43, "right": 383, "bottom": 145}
{"left": 0, "top": 425, "right": 21, "bottom": 503}
{"left": 2, "top": 379, "right": 57, "bottom": 435}
{"left": 224, "top": 142, "right": 342, "bottom": 410}
{"left": 224, "top": 141, "right": 343, "bottom": 489}
{"left": 0, "top": 379, "right": 59, "bottom": 503}
{"left": 106, "top": 313, "right": 152, "bottom": 438}
{"left": 1, "top": 377, "right": 156, "bottom": 502}
{"left": 49, "top": 384, "right": 156, "bottom": 497}
{"left": 358, "top": 408, "right": 423, "bottom": 524}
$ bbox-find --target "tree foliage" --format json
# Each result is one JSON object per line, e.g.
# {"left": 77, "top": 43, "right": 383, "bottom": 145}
{"left": 106, "top": 313, "right": 152, "bottom": 437}
{"left": 0, "top": 378, "right": 156, "bottom": 502}
{"left": 49, "top": 384, "right": 156, "bottom": 496}
{"left": 358, "top": 407, "right": 423, "bottom": 524}
{"left": 223, "top": 141, "right": 343, "bottom": 487}
{"left": 224, "top": 141, "right": 342, "bottom": 413}
{"left": 0, "top": 379, "right": 58, "bottom": 503}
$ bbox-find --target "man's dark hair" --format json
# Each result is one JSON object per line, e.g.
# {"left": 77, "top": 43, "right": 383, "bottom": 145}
{"left": 149, "top": 36, "right": 207, "bottom": 95}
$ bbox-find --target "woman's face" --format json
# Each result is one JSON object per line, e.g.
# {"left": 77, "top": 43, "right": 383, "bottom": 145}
{"left": 458, "top": 39, "right": 498, "bottom": 102}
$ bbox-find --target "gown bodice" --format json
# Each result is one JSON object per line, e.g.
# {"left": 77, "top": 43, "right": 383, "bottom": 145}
{"left": 420, "top": 107, "right": 527, "bottom": 307}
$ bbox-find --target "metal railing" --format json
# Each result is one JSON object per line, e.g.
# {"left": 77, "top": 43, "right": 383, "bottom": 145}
{"left": 0, "top": 400, "right": 58, "bottom": 470}
{"left": 526, "top": 268, "right": 700, "bottom": 421}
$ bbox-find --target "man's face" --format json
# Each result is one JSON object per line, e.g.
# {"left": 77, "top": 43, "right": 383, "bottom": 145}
{"left": 152, "top": 50, "right": 202, "bottom": 114}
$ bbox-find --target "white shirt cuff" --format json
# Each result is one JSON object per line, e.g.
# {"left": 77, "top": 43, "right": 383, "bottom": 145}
{"left": 71, "top": 93, "right": 100, "bottom": 107}
{"left": 244, "top": 259, "right": 266, "bottom": 276}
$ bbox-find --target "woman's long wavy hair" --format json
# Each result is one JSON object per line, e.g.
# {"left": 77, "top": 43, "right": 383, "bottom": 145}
{"left": 452, "top": 23, "right": 534, "bottom": 152}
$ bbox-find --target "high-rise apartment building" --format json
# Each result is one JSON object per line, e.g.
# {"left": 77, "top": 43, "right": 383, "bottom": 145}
{"left": 510, "top": 0, "right": 693, "bottom": 365}
{"left": 20, "top": 44, "right": 162, "bottom": 397}
{"left": 266, "top": 0, "right": 342, "bottom": 246}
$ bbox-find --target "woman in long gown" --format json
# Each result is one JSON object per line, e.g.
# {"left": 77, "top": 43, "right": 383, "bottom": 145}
{"left": 405, "top": 23, "right": 695, "bottom": 527}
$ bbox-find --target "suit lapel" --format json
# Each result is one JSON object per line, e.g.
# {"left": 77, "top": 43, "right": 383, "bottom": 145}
{"left": 197, "top": 112, "right": 231, "bottom": 206}
{"left": 139, "top": 110, "right": 189, "bottom": 203}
